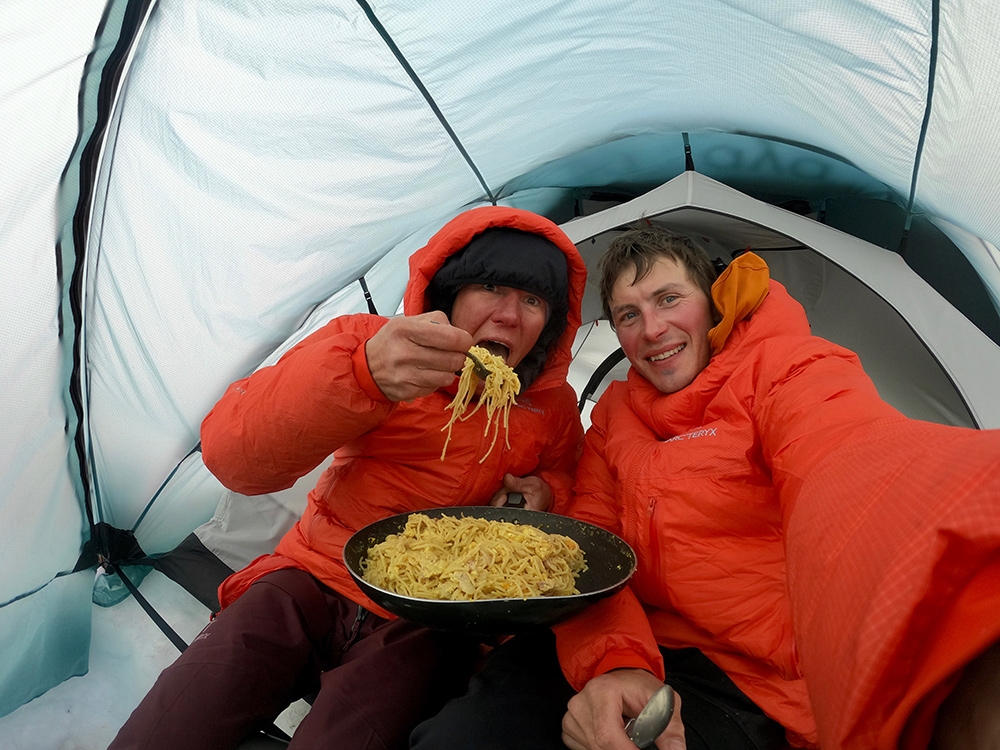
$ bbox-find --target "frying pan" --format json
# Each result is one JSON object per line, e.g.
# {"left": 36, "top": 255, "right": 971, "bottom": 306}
{"left": 344, "top": 506, "right": 636, "bottom": 636}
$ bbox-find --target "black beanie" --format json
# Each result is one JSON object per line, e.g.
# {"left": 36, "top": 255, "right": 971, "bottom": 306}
{"left": 428, "top": 227, "right": 570, "bottom": 390}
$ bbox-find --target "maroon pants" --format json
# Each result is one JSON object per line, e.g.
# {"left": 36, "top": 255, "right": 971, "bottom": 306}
{"left": 109, "top": 569, "right": 478, "bottom": 750}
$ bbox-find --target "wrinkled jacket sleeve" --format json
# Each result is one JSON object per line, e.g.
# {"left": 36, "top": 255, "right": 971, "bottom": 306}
{"left": 753, "top": 335, "right": 1000, "bottom": 749}
{"left": 554, "top": 395, "right": 665, "bottom": 691}
{"left": 752, "top": 337, "right": 902, "bottom": 507}
{"left": 535, "top": 382, "right": 585, "bottom": 515}
{"left": 201, "top": 314, "right": 392, "bottom": 495}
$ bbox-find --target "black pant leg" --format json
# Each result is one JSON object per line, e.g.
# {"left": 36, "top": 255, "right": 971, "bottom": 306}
{"left": 409, "top": 629, "right": 574, "bottom": 750}
{"left": 661, "top": 648, "right": 787, "bottom": 750}
{"left": 410, "top": 633, "right": 787, "bottom": 750}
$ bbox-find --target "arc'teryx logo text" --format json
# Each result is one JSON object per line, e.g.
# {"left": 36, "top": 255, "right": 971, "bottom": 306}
{"left": 515, "top": 398, "right": 544, "bottom": 415}
{"left": 663, "top": 427, "right": 718, "bottom": 443}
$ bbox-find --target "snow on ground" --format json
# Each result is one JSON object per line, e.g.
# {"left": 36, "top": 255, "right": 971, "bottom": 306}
{"left": 0, "top": 570, "right": 307, "bottom": 749}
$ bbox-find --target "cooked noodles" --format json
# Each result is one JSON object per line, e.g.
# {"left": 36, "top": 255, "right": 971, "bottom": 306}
{"left": 360, "top": 513, "right": 588, "bottom": 600}
{"left": 440, "top": 346, "right": 520, "bottom": 463}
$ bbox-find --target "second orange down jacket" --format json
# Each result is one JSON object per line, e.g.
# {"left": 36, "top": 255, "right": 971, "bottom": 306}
{"left": 555, "top": 255, "right": 1000, "bottom": 749}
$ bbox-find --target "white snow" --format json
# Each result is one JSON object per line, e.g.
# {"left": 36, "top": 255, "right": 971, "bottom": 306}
{"left": 0, "top": 570, "right": 308, "bottom": 749}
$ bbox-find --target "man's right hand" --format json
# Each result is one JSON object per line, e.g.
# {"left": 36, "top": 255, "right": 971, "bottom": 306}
{"left": 562, "top": 669, "right": 686, "bottom": 750}
{"left": 365, "top": 312, "right": 474, "bottom": 402}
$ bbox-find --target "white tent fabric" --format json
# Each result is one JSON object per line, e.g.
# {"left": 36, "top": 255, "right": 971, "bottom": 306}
{"left": 4, "top": 0, "right": 1000, "bottom": 725}
{"left": 0, "top": 0, "right": 119, "bottom": 717}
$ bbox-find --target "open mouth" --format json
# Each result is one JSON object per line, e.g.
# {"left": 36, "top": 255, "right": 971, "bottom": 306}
{"left": 649, "top": 343, "right": 684, "bottom": 362}
{"left": 477, "top": 340, "right": 511, "bottom": 361}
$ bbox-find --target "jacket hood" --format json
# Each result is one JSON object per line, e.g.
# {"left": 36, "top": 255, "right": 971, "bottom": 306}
{"left": 404, "top": 206, "right": 586, "bottom": 393}
{"left": 708, "top": 252, "right": 770, "bottom": 355}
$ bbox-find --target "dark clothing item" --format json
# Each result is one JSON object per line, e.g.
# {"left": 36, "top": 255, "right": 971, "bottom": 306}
{"left": 429, "top": 226, "right": 569, "bottom": 311}
{"left": 409, "top": 630, "right": 786, "bottom": 750}
{"left": 410, "top": 630, "right": 574, "bottom": 750}
{"left": 110, "top": 569, "right": 477, "bottom": 750}
{"left": 660, "top": 648, "right": 787, "bottom": 750}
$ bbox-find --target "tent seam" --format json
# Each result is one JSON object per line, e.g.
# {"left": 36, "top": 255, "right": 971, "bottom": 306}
{"left": 59, "top": 0, "right": 158, "bottom": 555}
{"left": 904, "top": 0, "right": 939, "bottom": 220}
{"left": 354, "top": 0, "right": 497, "bottom": 205}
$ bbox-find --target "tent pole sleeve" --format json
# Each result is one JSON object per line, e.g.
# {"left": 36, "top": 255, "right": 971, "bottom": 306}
{"left": 359, "top": 276, "right": 378, "bottom": 315}
{"left": 682, "top": 132, "right": 695, "bottom": 171}
{"left": 577, "top": 347, "right": 627, "bottom": 412}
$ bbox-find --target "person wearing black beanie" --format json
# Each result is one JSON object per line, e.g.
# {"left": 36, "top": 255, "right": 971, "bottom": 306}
{"left": 427, "top": 227, "right": 570, "bottom": 391}
{"left": 110, "top": 206, "right": 587, "bottom": 750}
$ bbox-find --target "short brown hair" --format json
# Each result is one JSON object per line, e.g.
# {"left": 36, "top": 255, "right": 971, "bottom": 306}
{"left": 598, "top": 225, "right": 718, "bottom": 326}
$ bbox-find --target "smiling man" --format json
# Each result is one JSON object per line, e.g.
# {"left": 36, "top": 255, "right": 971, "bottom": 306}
{"left": 601, "top": 230, "right": 719, "bottom": 395}
{"left": 557, "top": 227, "right": 1000, "bottom": 750}
{"left": 411, "top": 225, "right": 1000, "bottom": 750}
{"left": 109, "top": 207, "right": 587, "bottom": 750}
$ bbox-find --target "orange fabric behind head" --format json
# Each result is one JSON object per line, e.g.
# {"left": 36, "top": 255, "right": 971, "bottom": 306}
{"left": 708, "top": 251, "right": 770, "bottom": 355}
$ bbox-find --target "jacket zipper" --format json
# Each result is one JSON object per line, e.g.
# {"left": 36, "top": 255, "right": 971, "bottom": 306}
{"left": 623, "top": 442, "right": 655, "bottom": 549}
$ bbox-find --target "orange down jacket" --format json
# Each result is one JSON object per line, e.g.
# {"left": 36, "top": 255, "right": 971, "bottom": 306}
{"left": 203, "top": 206, "right": 587, "bottom": 618}
{"left": 555, "top": 255, "right": 1000, "bottom": 749}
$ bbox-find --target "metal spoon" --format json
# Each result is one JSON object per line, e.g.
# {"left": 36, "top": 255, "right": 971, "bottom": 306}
{"left": 464, "top": 349, "right": 493, "bottom": 380}
{"left": 625, "top": 685, "right": 675, "bottom": 749}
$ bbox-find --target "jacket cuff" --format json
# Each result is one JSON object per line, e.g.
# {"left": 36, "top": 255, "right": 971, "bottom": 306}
{"left": 537, "top": 468, "right": 573, "bottom": 514}
{"left": 352, "top": 341, "right": 392, "bottom": 404}
{"left": 591, "top": 648, "right": 664, "bottom": 679}
{"left": 555, "top": 591, "right": 665, "bottom": 691}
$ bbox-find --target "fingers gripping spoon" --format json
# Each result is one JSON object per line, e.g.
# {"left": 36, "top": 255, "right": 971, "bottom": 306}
{"left": 625, "top": 685, "right": 676, "bottom": 749}
{"left": 426, "top": 321, "right": 492, "bottom": 380}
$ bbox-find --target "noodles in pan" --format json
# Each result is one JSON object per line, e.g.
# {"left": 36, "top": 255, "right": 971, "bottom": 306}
{"left": 440, "top": 346, "right": 520, "bottom": 463}
{"left": 360, "top": 513, "right": 588, "bottom": 600}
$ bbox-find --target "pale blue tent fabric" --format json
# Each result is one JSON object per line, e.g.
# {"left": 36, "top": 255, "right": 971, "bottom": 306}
{"left": 3, "top": 0, "right": 1000, "bottom": 720}
{"left": 0, "top": 0, "right": 129, "bottom": 717}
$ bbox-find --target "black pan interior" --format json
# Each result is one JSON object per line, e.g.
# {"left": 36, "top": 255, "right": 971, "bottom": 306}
{"left": 343, "top": 506, "right": 636, "bottom": 635}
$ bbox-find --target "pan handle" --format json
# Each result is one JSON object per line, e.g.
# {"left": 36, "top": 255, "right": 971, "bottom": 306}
{"left": 503, "top": 491, "right": 526, "bottom": 508}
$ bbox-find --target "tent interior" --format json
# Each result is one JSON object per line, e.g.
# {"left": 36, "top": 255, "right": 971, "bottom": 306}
{"left": 3, "top": 1, "right": 1000, "bottom": 747}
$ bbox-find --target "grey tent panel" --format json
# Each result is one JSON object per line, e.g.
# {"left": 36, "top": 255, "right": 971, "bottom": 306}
{"left": 757, "top": 249, "right": 974, "bottom": 427}
{"left": 564, "top": 172, "right": 1000, "bottom": 429}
